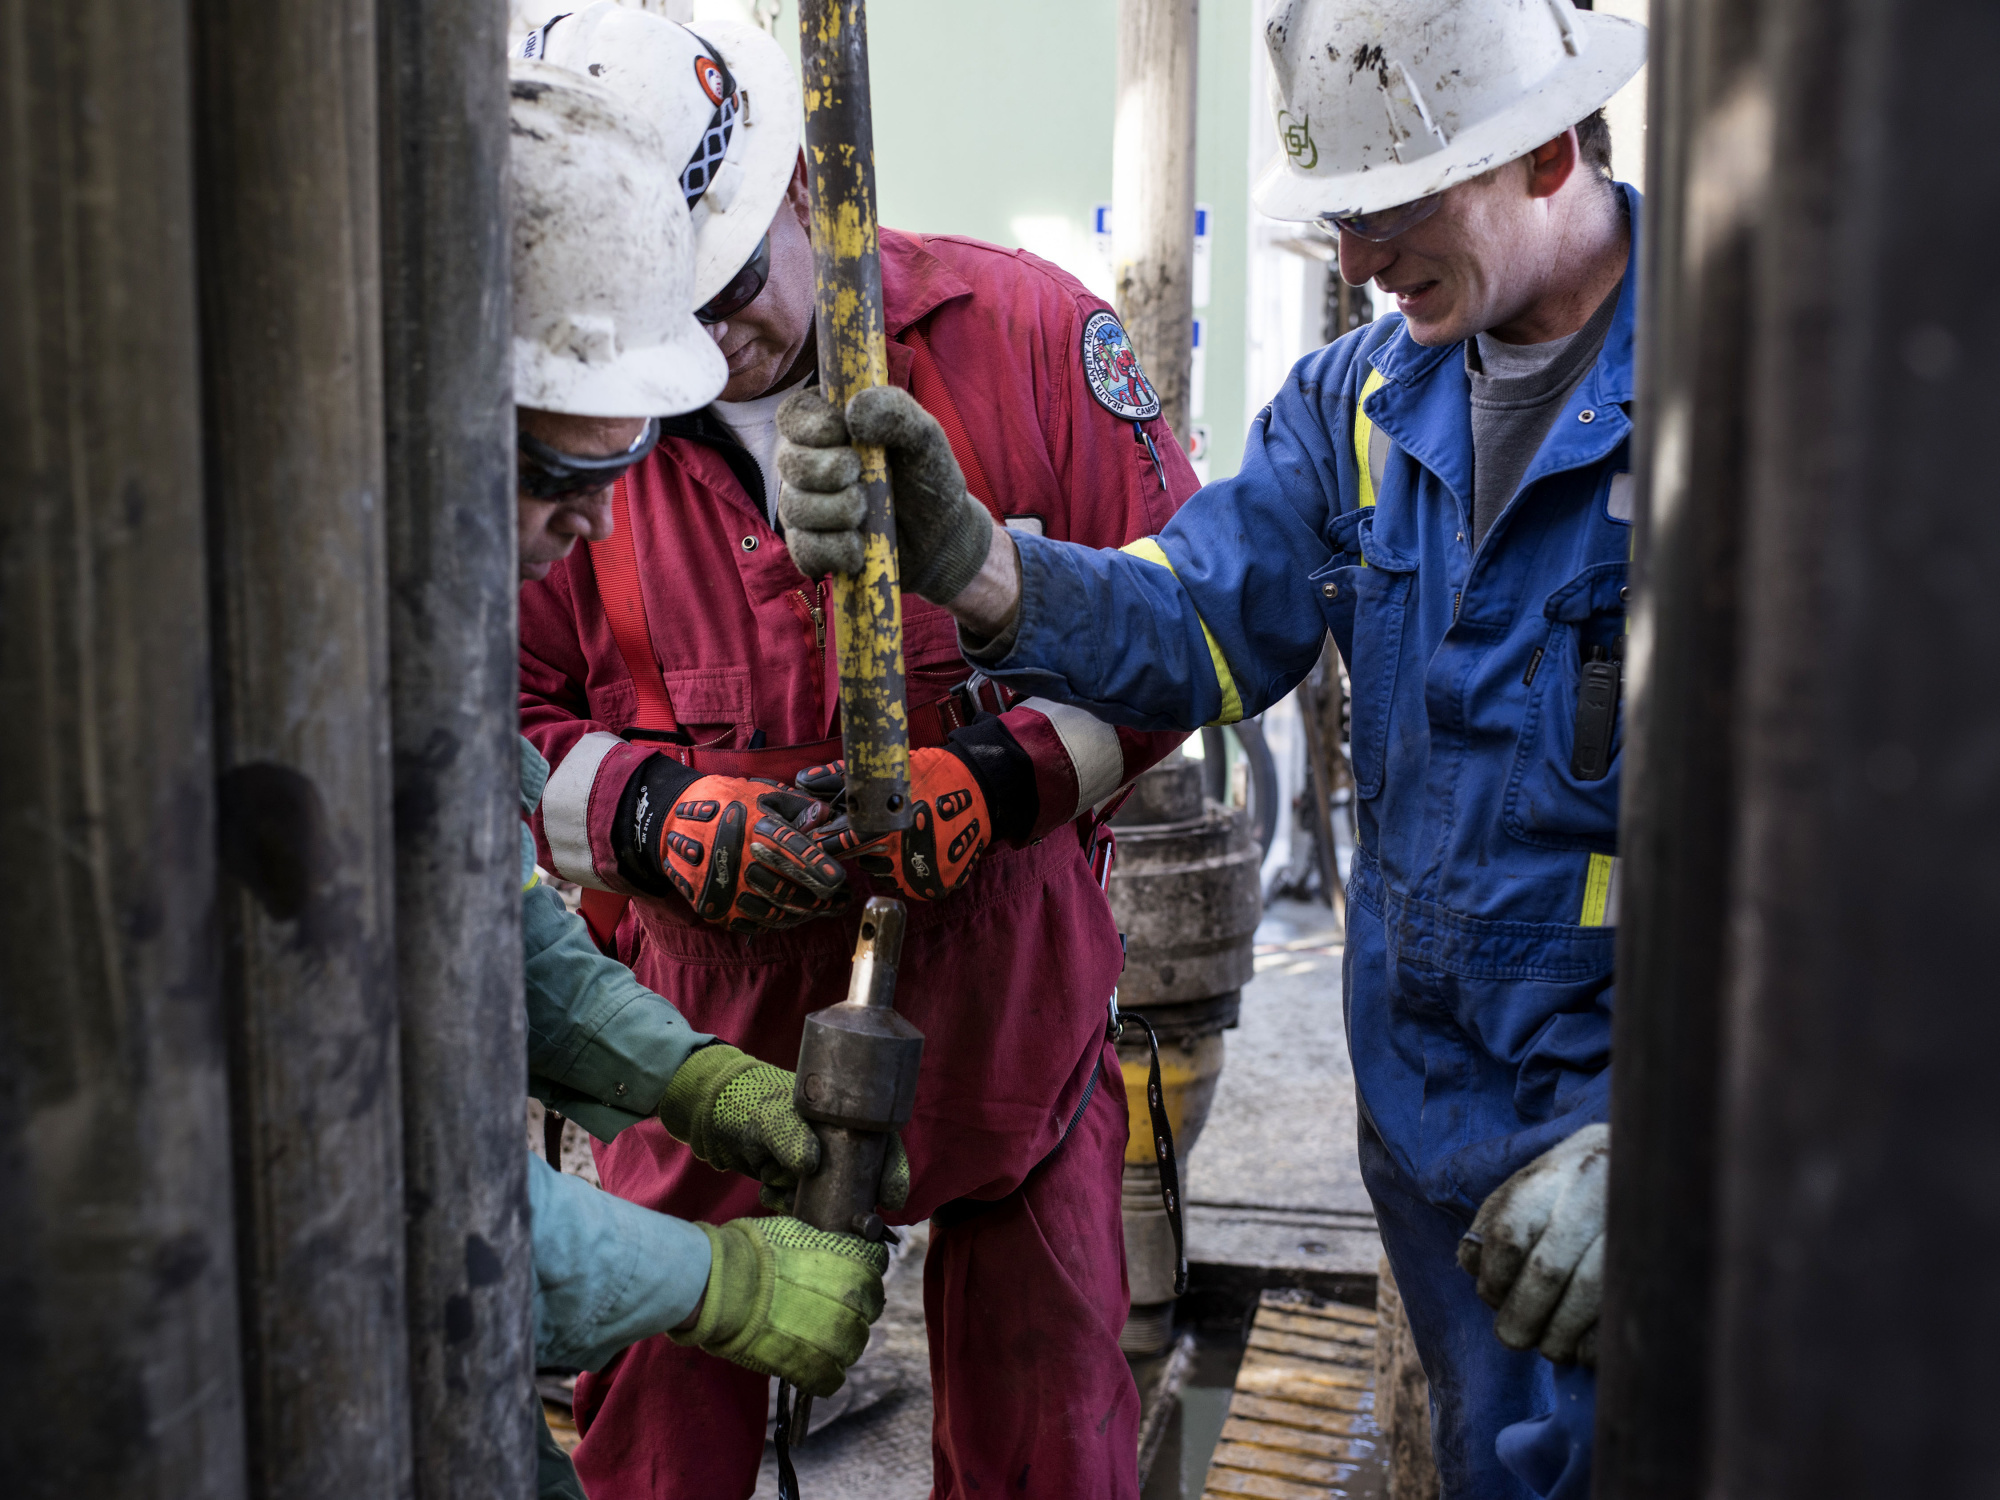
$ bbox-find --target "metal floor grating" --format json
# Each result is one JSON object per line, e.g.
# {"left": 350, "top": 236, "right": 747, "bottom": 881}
{"left": 1201, "top": 1292, "right": 1381, "bottom": 1499}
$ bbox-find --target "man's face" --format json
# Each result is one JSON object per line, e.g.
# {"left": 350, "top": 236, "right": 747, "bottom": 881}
{"left": 516, "top": 409, "right": 648, "bottom": 582}
{"left": 703, "top": 160, "right": 817, "bottom": 402}
{"left": 1335, "top": 133, "right": 1577, "bottom": 347}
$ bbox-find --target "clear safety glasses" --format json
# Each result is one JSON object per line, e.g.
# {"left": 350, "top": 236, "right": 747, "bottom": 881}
{"left": 517, "top": 417, "right": 662, "bottom": 501}
{"left": 1317, "top": 192, "right": 1443, "bottom": 244}
{"left": 695, "top": 233, "right": 771, "bottom": 325}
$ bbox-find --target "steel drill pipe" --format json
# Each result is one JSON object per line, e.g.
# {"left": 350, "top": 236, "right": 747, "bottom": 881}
{"left": 1113, "top": 0, "right": 1198, "bottom": 438}
{"left": 377, "top": 3, "right": 534, "bottom": 1495}
{"left": 0, "top": 1, "right": 248, "bottom": 1492}
{"left": 798, "top": 0, "right": 911, "bottom": 838}
{"left": 191, "top": 0, "right": 412, "bottom": 1489}
{"left": 1592, "top": 0, "right": 1755, "bottom": 1493}
{"left": 1701, "top": 0, "right": 2000, "bottom": 1491}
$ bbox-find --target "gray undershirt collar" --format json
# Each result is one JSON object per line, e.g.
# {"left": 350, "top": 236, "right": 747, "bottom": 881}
{"left": 1465, "top": 279, "right": 1622, "bottom": 547}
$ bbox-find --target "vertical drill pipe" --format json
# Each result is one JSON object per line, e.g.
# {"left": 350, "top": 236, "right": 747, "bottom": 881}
{"left": 798, "top": 0, "right": 911, "bottom": 837}
{"left": 1704, "top": 0, "right": 2000, "bottom": 1491}
{"left": 0, "top": 1, "right": 249, "bottom": 1491}
{"left": 191, "top": 0, "right": 413, "bottom": 1489}
{"left": 1112, "top": 0, "right": 1199, "bottom": 438}
{"left": 1591, "top": 0, "right": 1754, "bottom": 1493}
{"left": 377, "top": 2, "right": 534, "bottom": 1495}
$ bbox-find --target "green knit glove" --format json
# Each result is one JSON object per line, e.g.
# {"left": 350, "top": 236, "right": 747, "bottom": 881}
{"left": 658, "top": 1044, "right": 819, "bottom": 1198}
{"left": 776, "top": 385, "right": 994, "bottom": 604}
{"left": 658, "top": 1043, "right": 912, "bottom": 1213}
{"left": 673, "top": 1216, "right": 890, "bottom": 1397}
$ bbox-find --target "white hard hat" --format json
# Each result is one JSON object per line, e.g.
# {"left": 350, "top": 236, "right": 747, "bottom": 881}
{"left": 509, "top": 60, "right": 728, "bottom": 417}
{"left": 1253, "top": 0, "right": 1647, "bottom": 223}
{"left": 523, "top": 6, "right": 802, "bottom": 308}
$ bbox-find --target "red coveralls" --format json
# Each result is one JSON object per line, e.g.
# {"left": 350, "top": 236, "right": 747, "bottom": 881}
{"left": 520, "top": 231, "right": 1198, "bottom": 1500}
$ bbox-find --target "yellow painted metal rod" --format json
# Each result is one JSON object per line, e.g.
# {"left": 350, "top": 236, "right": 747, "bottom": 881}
{"left": 798, "top": 0, "right": 911, "bottom": 836}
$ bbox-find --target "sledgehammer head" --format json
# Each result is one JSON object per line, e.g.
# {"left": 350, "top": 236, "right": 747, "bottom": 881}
{"left": 791, "top": 898, "right": 924, "bottom": 1237}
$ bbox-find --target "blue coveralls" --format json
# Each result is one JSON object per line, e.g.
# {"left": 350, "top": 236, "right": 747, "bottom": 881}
{"left": 979, "top": 185, "right": 1644, "bottom": 1500}
{"left": 519, "top": 738, "right": 717, "bottom": 1497}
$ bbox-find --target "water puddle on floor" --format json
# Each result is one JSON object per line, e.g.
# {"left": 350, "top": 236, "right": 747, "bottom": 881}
{"left": 1139, "top": 1318, "right": 1390, "bottom": 1500}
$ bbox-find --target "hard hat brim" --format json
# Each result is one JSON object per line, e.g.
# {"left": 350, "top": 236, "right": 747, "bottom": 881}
{"left": 514, "top": 314, "right": 730, "bottom": 419}
{"left": 1253, "top": 11, "right": 1647, "bottom": 223}
{"left": 682, "top": 17, "right": 803, "bottom": 308}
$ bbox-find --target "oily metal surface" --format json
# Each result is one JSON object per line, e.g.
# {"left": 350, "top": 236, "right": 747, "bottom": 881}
{"left": 1108, "top": 755, "right": 1261, "bottom": 1007}
{"left": 0, "top": 2, "right": 248, "bottom": 1489}
{"left": 1108, "top": 808, "right": 1263, "bottom": 1006}
{"left": 192, "top": 0, "right": 412, "bottom": 1487}
{"left": 378, "top": 0, "right": 534, "bottom": 1493}
{"left": 799, "top": 0, "right": 909, "bottom": 837}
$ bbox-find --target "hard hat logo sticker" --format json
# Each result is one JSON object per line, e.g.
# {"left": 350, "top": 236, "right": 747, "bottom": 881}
{"left": 1278, "top": 110, "right": 1318, "bottom": 169}
{"left": 695, "top": 55, "right": 728, "bottom": 105}
{"left": 1080, "top": 311, "right": 1162, "bottom": 423}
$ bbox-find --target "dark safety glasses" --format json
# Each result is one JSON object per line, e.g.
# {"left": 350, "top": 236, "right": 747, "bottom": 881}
{"left": 517, "top": 417, "right": 661, "bottom": 501}
{"left": 695, "top": 233, "right": 771, "bottom": 325}
{"left": 1316, "top": 192, "right": 1443, "bottom": 244}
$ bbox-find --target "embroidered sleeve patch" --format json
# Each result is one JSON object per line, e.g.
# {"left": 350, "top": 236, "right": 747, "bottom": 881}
{"left": 1080, "top": 310, "right": 1162, "bottom": 422}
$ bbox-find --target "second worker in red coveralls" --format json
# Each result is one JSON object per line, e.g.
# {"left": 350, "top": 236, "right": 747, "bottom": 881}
{"left": 515, "top": 9, "right": 1198, "bottom": 1497}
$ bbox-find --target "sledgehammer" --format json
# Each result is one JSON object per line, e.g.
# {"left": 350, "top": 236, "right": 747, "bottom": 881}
{"left": 793, "top": 898, "right": 923, "bottom": 1238}
{"left": 775, "top": 898, "right": 923, "bottom": 1484}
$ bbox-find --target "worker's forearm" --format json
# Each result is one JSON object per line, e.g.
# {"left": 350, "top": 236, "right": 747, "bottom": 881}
{"left": 944, "top": 519, "right": 1023, "bottom": 642}
{"left": 528, "top": 1153, "right": 712, "bottom": 1370}
{"left": 523, "top": 882, "right": 714, "bottom": 1131}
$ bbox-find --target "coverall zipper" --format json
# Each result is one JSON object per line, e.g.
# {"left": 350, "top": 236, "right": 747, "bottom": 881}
{"left": 787, "top": 585, "right": 828, "bottom": 725}
{"left": 787, "top": 585, "right": 826, "bottom": 650}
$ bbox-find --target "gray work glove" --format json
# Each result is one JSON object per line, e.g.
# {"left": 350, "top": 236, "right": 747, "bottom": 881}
{"left": 775, "top": 385, "right": 993, "bottom": 604}
{"left": 1456, "top": 1123, "right": 1608, "bottom": 1366}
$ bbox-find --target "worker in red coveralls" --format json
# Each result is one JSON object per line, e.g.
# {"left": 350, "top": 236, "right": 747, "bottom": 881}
{"left": 516, "top": 9, "right": 1197, "bottom": 1497}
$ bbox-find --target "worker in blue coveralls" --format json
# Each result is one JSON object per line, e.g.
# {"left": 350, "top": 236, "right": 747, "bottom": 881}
{"left": 770, "top": 2, "right": 1647, "bottom": 1495}
{"left": 506, "top": 63, "right": 893, "bottom": 1499}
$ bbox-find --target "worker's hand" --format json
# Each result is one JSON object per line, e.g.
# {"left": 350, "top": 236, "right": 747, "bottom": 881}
{"left": 674, "top": 1215, "right": 891, "bottom": 1398}
{"left": 1457, "top": 1123, "right": 1609, "bottom": 1366}
{"left": 797, "top": 748, "right": 991, "bottom": 901}
{"left": 776, "top": 386, "right": 993, "bottom": 605}
{"left": 619, "top": 755, "right": 848, "bottom": 934}
{"left": 657, "top": 1043, "right": 910, "bottom": 1213}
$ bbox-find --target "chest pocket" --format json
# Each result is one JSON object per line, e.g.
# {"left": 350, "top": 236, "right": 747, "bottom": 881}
{"left": 1319, "top": 505, "right": 1417, "bottom": 803}
{"left": 1504, "top": 562, "right": 1627, "bottom": 852}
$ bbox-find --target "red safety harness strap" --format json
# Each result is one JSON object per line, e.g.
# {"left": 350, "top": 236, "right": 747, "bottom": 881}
{"left": 594, "top": 476, "right": 682, "bottom": 738}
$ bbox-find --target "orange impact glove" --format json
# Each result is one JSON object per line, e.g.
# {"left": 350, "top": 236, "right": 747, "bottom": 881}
{"left": 614, "top": 755, "right": 848, "bottom": 934}
{"left": 796, "top": 747, "right": 990, "bottom": 901}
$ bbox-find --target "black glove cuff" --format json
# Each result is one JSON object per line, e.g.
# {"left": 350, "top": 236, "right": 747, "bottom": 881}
{"left": 611, "top": 751, "right": 705, "bottom": 895}
{"left": 945, "top": 718, "right": 1037, "bottom": 845}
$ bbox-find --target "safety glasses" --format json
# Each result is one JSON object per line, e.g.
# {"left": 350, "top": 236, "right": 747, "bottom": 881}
{"left": 695, "top": 233, "right": 771, "bottom": 325}
{"left": 517, "top": 417, "right": 661, "bottom": 501}
{"left": 1317, "top": 193, "right": 1443, "bottom": 244}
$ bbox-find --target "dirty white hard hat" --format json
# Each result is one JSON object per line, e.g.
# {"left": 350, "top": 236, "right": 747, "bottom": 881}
{"left": 523, "top": 5, "right": 802, "bottom": 309}
{"left": 1253, "top": 0, "right": 1647, "bottom": 223}
{"left": 509, "top": 60, "right": 728, "bottom": 417}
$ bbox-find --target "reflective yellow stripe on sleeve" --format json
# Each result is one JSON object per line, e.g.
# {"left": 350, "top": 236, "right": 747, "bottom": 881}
{"left": 1580, "top": 853, "right": 1618, "bottom": 927}
{"left": 1120, "top": 537, "right": 1245, "bottom": 726}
